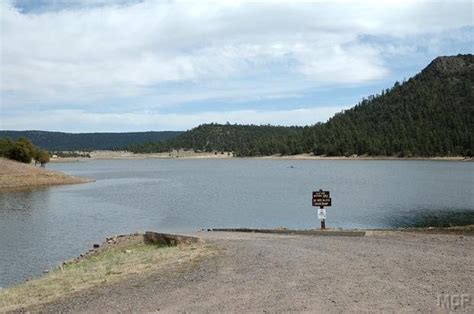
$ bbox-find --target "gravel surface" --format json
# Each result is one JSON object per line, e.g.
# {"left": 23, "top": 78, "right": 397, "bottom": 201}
{"left": 32, "top": 231, "right": 473, "bottom": 313}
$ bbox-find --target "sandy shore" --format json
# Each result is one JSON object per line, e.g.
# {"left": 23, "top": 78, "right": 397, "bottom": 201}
{"left": 50, "top": 150, "right": 234, "bottom": 162}
{"left": 50, "top": 150, "right": 472, "bottom": 162}
{"left": 6, "top": 229, "right": 472, "bottom": 312}
{"left": 0, "top": 158, "right": 92, "bottom": 189}
{"left": 261, "top": 153, "right": 472, "bottom": 161}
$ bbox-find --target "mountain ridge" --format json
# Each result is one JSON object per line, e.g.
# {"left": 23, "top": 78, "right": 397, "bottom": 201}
{"left": 0, "top": 130, "right": 183, "bottom": 151}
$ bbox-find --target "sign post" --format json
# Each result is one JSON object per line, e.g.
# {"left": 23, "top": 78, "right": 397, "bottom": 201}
{"left": 312, "top": 189, "right": 331, "bottom": 230}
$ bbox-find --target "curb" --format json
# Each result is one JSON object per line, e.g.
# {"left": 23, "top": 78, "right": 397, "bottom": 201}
{"left": 207, "top": 228, "right": 366, "bottom": 237}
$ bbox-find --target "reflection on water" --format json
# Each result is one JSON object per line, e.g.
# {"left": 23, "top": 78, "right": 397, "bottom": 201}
{"left": 0, "top": 188, "right": 54, "bottom": 289}
{"left": 385, "top": 207, "right": 474, "bottom": 228}
{"left": 0, "top": 187, "right": 51, "bottom": 213}
{"left": 0, "top": 159, "right": 473, "bottom": 287}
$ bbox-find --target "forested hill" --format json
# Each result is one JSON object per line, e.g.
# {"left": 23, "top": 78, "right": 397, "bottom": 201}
{"left": 129, "top": 54, "right": 473, "bottom": 157}
{"left": 127, "top": 124, "right": 302, "bottom": 156}
{"left": 0, "top": 130, "right": 182, "bottom": 151}
{"left": 300, "top": 54, "right": 474, "bottom": 156}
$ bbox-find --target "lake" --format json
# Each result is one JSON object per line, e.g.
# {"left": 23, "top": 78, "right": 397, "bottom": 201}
{"left": 0, "top": 159, "right": 473, "bottom": 287}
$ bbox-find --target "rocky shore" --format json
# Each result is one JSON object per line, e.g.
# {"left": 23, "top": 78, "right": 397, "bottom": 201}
{"left": 0, "top": 232, "right": 211, "bottom": 312}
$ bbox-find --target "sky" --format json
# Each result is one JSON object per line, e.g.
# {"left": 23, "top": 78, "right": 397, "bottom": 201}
{"left": 0, "top": 0, "right": 473, "bottom": 132}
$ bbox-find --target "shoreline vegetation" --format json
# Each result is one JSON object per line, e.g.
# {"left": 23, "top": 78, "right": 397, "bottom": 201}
{"left": 50, "top": 149, "right": 473, "bottom": 162}
{"left": 1, "top": 226, "right": 472, "bottom": 312}
{"left": 0, "top": 158, "right": 92, "bottom": 190}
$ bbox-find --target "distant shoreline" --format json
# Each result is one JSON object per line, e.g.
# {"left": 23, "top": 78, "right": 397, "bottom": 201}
{"left": 50, "top": 150, "right": 473, "bottom": 162}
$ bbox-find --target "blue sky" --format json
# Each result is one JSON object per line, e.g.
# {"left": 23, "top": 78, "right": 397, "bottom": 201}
{"left": 0, "top": 0, "right": 473, "bottom": 132}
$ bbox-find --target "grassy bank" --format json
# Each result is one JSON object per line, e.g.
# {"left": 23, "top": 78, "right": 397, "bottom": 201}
{"left": 0, "top": 234, "right": 214, "bottom": 312}
{"left": 0, "top": 158, "right": 92, "bottom": 189}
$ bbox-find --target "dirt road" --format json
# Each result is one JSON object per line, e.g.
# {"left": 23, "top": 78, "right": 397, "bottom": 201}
{"left": 33, "top": 231, "right": 473, "bottom": 312}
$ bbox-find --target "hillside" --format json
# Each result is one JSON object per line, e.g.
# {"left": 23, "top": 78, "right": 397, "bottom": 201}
{"left": 0, "top": 158, "right": 91, "bottom": 189}
{"left": 128, "top": 123, "right": 302, "bottom": 156}
{"left": 0, "top": 131, "right": 182, "bottom": 151}
{"left": 129, "top": 54, "right": 473, "bottom": 157}
{"left": 302, "top": 54, "right": 474, "bottom": 156}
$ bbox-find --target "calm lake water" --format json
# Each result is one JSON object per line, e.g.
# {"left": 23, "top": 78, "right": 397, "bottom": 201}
{"left": 1, "top": 159, "right": 473, "bottom": 287}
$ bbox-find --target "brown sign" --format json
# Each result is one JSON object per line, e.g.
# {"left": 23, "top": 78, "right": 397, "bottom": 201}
{"left": 312, "top": 190, "right": 331, "bottom": 207}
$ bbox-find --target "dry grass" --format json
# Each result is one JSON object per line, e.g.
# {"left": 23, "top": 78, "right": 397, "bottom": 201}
{"left": 0, "top": 241, "right": 213, "bottom": 312}
{"left": 0, "top": 158, "right": 91, "bottom": 189}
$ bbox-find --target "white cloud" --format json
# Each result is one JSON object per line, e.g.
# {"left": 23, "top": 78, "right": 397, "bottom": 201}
{"left": 0, "top": 0, "right": 472, "bottom": 129}
{"left": 0, "top": 1, "right": 472, "bottom": 102}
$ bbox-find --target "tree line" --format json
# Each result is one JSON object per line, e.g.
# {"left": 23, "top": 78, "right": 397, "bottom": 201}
{"left": 0, "top": 137, "right": 50, "bottom": 166}
{"left": 0, "top": 130, "right": 182, "bottom": 151}
{"left": 127, "top": 123, "right": 303, "bottom": 157}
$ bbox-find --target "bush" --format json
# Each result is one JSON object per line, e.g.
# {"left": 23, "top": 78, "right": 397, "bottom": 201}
{"left": 0, "top": 137, "right": 50, "bottom": 165}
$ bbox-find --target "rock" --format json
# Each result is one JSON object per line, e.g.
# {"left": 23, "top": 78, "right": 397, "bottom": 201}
{"left": 144, "top": 231, "right": 201, "bottom": 246}
{"left": 93, "top": 244, "right": 100, "bottom": 248}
